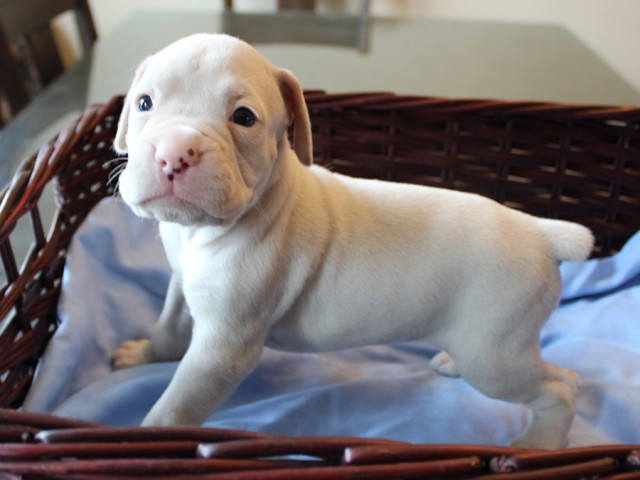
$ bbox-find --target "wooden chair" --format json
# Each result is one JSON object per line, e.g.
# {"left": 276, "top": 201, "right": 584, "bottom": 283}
{"left": 221, "top": 0, "right": 371, "bottom": 51}
{"left": 225, "top": 0, "right": 316, "bottom": 10}
{"left": 0, "top": 0, "right": 96, "bottom": 122}
{"left": 224, "top": 0, "right": 369, "bottom": 14}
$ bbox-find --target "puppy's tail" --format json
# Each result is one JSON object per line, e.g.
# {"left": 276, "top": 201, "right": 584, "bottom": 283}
{"left": 536, "top": 218, "right": 594, "bottom": 261}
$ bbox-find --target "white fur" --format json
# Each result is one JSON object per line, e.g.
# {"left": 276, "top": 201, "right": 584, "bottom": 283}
{"left": 112, "top": 33, "right": 594, "bottom": 449}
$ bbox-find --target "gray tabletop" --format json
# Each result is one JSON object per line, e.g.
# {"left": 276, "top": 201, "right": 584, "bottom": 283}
{"left": 2, "top": 10, "right": 640, "bottom": 185}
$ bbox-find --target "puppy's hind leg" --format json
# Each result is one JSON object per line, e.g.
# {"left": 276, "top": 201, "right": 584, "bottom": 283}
{"left": 510, "top": 363, "right": 580, "bottom": 449}
{"left": 451, "top": 339, "right": 579, "bottom": 449}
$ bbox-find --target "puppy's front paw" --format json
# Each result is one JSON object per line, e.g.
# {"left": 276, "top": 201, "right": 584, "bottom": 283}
{"left": 112, "top": 339, "right": 152, "bottom": 370}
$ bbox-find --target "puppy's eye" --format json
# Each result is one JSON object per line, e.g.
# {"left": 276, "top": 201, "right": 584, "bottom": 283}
{"left": 138, "top": 95, "right": 153, "bottom": 112}
{"left": 232, "top": 107, "right": 256, "bottom": 127}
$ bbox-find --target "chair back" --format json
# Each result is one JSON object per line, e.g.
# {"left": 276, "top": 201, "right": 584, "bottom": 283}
{"left": 0, "top": 0, "right": 96, "bottom": 122}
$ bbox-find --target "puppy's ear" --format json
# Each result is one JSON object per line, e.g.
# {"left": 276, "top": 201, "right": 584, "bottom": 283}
{"left": 114, "top": 58, "right": 150, "bottom": 154}
{"left": 279, "top": 70, "right": 313, "bottom": 166}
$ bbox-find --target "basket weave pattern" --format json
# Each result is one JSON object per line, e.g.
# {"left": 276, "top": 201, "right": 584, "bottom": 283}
{"left": 0, "top": 94, "right": 639, "bottom": 477}
{"left": 0, "top": 97, "right": 123, "bottom": 409}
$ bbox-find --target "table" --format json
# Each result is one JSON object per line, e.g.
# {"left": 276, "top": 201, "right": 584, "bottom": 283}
{"left": 2, "top": 10, "right": 640, "bottom": 184}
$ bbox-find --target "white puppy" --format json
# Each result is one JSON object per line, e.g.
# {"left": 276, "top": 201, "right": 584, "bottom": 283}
{"left": 113, "top": 33, "right": 593, "bottom": 449}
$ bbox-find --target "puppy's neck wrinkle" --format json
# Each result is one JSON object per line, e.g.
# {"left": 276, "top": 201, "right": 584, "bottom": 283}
{"left": 236, "top": 144, "right": 303, "bottom": 241}
{"left": 177, "top": 141, "right": 300, "bottom": 245}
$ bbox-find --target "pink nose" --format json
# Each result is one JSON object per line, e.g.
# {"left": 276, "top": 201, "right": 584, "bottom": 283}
{"left": 155, "top": 138, "right": 200, "bottom": 181}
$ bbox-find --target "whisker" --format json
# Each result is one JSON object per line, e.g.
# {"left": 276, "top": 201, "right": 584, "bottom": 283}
{"left": 107, "top": 164, "right": 126, "bottom": 186}
{"left": 104, "top": 157, "right": 128, "bottom": 168}
{"left": 106, "top": 157, "right": 128, "bottom": 197}
{"left": 252, "top": 199, "right": 267, "bottom": 220}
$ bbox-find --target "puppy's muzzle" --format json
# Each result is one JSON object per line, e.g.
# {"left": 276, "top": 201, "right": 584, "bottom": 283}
{"left": 154, "top": 129, "right": 202, "bottom": 182}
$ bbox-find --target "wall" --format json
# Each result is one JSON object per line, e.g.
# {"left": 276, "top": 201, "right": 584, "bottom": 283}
{"left": 53, "top": 0, "right": 640, "bottom": 92}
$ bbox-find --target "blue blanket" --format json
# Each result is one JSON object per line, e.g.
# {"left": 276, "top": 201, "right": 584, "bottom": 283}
{"left": 24, "top": 198, "right": 640, "bottom": 446}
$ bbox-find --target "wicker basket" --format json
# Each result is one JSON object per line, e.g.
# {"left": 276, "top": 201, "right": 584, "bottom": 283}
{"left": 0, "top": 93, "right": 639, "bottom": 478}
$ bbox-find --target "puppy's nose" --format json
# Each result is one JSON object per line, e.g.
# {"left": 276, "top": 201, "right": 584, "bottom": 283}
{"left": 155, "top": 140, "right": 200, "bottom": 182}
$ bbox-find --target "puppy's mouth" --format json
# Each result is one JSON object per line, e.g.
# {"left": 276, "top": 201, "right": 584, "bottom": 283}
{"left": 134, "top": 192, "right": 247, "bottom": 226}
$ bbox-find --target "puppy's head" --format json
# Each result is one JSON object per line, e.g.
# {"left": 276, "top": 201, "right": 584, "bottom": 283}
{"left": 114, "top": 33, "right": 312, "bottom": 226}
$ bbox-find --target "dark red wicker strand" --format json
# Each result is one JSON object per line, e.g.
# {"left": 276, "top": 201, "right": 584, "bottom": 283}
{"left": 0, "top": 409, "right": 639, "bottom": 479}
